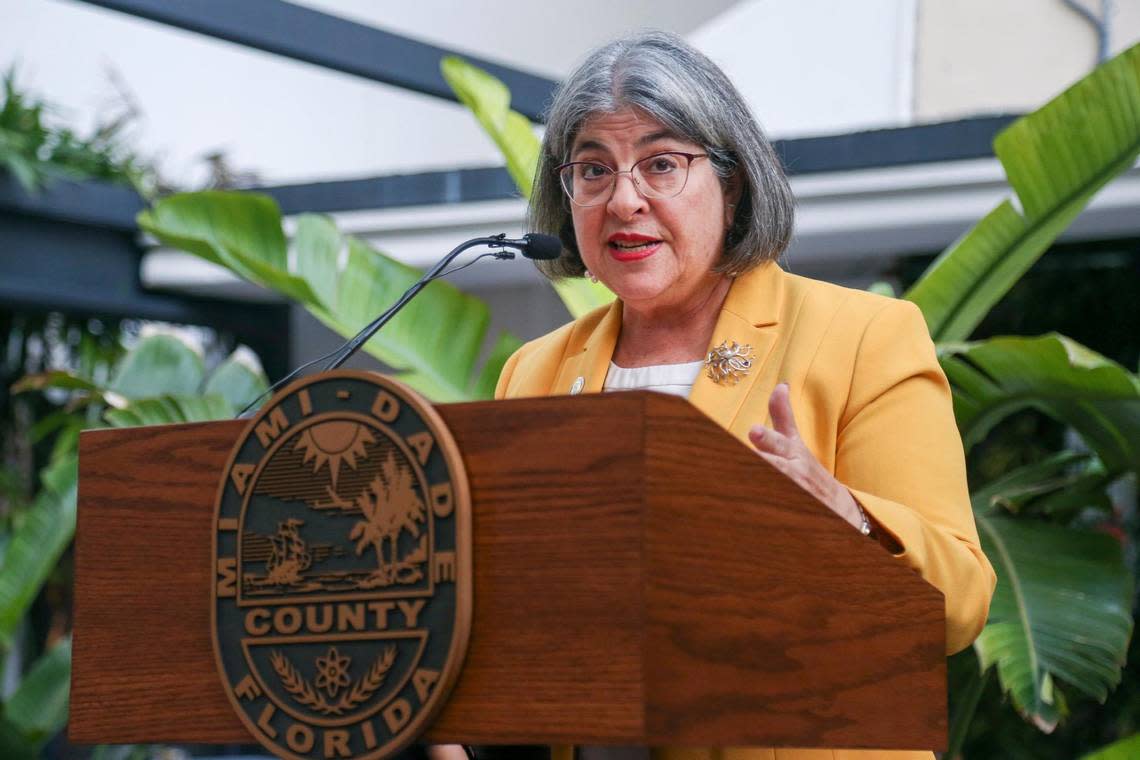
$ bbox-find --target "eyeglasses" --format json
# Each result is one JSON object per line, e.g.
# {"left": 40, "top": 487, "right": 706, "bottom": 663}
{"left": 555, "top": 151, "right": 709, "bottom": 207}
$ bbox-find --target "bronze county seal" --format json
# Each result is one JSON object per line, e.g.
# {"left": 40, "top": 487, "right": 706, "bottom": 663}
{"left": 212, "top": 371, "right": 472, "bottom": 760}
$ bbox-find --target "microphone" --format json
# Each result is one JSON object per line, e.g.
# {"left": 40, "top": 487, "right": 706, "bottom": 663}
{"left": 498, "top": 233, "right": 562, "bottom": 260}
{"left": 237, "top": 232, "right": 563, "bottom": 418}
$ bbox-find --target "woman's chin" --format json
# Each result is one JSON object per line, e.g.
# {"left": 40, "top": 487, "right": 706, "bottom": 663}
{"left": 604, "top": 275, "right": 676, "bottom": 309}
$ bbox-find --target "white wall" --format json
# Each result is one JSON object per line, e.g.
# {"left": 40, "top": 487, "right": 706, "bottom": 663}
{"left": 293, "top": 0, "right": 739, "bottom": 80}
{"left": 916, "top": 0, "right": 1140, "bottom": 122}
{"left": 690, "top": 0, "right": 917, "bottom": 138}
{"left": 0, "top": 0, "right": 735, "bottom": 187}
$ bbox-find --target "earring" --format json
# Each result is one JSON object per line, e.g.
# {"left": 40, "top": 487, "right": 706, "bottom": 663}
{"left": 585, "top": 270, "right": 599, "bottom": 284}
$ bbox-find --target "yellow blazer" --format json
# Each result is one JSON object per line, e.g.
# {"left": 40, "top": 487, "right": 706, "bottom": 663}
{"left": 495, "top": 261, "right": 996, "bottom": 760}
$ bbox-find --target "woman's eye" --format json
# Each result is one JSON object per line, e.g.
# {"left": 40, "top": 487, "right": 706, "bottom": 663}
{"left": 580, "top": 164, "right": 610, "bottom": 180}
{"left": 645, "top": 155, "right": 681, "bottom": 173}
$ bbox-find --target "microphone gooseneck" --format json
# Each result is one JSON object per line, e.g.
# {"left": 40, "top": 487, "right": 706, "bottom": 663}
{"left": 236, "top": 232, "right": 563, "bottom": 418}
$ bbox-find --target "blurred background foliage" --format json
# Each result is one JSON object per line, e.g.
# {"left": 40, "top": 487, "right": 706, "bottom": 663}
{"left": 0, "top": 68, "right": 150, "bottom": 196}
{"left": 1, "top": 316, "right": 267, "bottom": 759}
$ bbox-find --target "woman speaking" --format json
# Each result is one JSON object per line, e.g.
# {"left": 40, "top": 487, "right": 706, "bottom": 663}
{"left": 490, "top": 30, "right": 996, "bottom": 760}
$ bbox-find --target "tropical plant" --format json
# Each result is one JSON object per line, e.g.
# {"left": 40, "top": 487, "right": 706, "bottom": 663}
{"left": 2, "top": 330, "right": 267, "bottom": 757}
{"left": 1081, "top": 732, "right": 1140, "bottom": 759}
{"left": 0, "top": 313, "right": 122, "bottom": 760}
{"left": 136, "top": 199, "right": 524, "bottom": 403}
{"left": 896, "top": 41, "right": 1140, "bottom": 750}
{"left": 0, "top": 67, "right": 150, "bottom": 194}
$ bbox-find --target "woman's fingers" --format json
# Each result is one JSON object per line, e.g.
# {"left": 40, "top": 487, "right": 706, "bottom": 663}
{"left": 750, "top": 383, "right": 800, "bottom": 458}
{"left": 748, "top": 424, "right": 795, "bottom": 458}
{"left": 749, "top": 383, "right": 864, "bottom": 532}
{"left": 767, "top": 382, "right": 800, "bottom": 440}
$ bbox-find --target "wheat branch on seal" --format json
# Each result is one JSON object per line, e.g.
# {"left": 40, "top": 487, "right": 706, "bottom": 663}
{"left": 270, "top": 646, "right": 397, "bottom": 715}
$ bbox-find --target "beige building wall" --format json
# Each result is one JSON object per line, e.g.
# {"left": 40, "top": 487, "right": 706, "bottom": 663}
{"left": 916, "top": 0, "right": 1140, "bottom": 121}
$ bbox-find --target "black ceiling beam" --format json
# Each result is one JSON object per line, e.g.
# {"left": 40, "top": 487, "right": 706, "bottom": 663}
{"left": 777, "top": 114, "right": 1018, "bottom": 175}
{"left": 259, "top": 167, "right": 520, "bottom": 215}
{"left": 0, "top": 175, "right": 142, "bottom": 231}
{"left": 0, "top": 114, "right": 1021, "bottom": 227}
{"left": 73, "top": 0, "right": 557, "bottom": 122}
{"left": 251, "top": 114, "right": 1021, "bottom": 212}
{"left": 0, "top": 203, "right": 292, "bottom": 377}
{"left": 0, "top": 209, "right": 283, "bottom": 318}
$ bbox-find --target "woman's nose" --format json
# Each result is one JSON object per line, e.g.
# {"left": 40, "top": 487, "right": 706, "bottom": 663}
{"left": 606, "top": 173, "right": 648, "bottom": 219}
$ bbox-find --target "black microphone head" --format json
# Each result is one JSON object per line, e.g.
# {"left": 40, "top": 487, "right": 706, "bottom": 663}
{"left": 521, "top": 233, "right": 563, "bottom": 260}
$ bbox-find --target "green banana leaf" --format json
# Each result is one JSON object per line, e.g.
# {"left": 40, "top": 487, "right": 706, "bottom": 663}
{"left": 939, "top": 334, "right": 1140, "bottom": 471}
{"left": 0, "top": 336, "right": 269, "bottom": 758}
{"left": 138, "top": 191, "right": 318, "bottom": 306}
{"left": 0, "top": 451, "right": 76, "bottom": 645}
{"left": 319, "top": 234, "right": 491, "bottom": 402}
{"left": 1081, "top": 734, "right": 1140, "bottom": 759}
{"left": 139, "top": 194, "right": 511, "bottom": 402}
{"left": 3, "top": 637, "right": 71, "bottom": 743}
{"left": 472, "top": 331, "right": 525, "bottom": 399}
{"left": 292, "top": 213, "right": 340, "bottom": 311}
{"left": 105, "top": 339, "right": 267, "bottom": 425}
{"left": 16, "top": 338, "right": 268, "bottom": 426}
{"left": 441, "top": 55, "right": 615, "bottom": 319}
{"left": 201, "top": 349, "right": 269, "bottom": 412}
{"left": 9, "top": 370, "right": 104, "bottom": 396}
{"left": 108, "top": 333, "right": 204, "bottom": 400}
{"left": 0, "top": 719, "right": 38, "bottom": 760}
{"left": 970, "top": 451, "right": 1111, "bottom": 519}
{"left": 906, "top": 42, "right": 1140, "bottom": 342}
{"left": 0, "top": 724, "right": 36, "bottom": 760}
{"left": 440, "top": 55, "right": 541, "bottom": 198}
{"left": 974, "top": 514, "right": 1133, "bottom": 732}
{"left": 104, "top": 394, "right": 235, "bottom": 427}
{"left": 2, "top": 337, "right": 266, "bottom": 642}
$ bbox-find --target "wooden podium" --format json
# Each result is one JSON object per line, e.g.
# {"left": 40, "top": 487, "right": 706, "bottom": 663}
{"left": 70, "top": 391, "right": 946, "bottom": 751}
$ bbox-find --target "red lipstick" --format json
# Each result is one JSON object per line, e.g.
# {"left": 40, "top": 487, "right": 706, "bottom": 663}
{"left": 607, "top": 232, "right": 662, "bottom": 262}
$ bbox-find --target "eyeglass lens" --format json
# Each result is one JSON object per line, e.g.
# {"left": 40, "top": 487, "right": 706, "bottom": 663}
{"left": 560, "top": 153, "right": 694, "bottom": 206}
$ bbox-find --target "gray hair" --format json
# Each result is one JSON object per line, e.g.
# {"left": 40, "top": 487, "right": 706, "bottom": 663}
{"left": 529, "top": 30, "right": 795, "bottom": 280}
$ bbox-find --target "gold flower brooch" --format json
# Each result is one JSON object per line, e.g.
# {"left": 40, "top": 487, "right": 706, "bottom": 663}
{"left": 705, "top": 340, "right": 754, "bottom": 385}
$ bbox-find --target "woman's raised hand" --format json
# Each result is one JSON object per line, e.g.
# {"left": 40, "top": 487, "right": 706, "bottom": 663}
{"left": 748, "top": 383, "right": 865, "bottom": 532}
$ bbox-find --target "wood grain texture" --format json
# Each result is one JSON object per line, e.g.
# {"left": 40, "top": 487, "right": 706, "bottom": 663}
{"left": 642, "top": 394, "right": 945, "bottom": 750}
{"left": 71, "top": 391, "right": 944, "bottom": 749}
{"left": 73, "top": 419, "right": 249, "bottom": 742}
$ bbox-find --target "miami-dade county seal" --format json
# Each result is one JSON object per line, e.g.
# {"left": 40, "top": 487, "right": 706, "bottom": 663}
{"left": 212, "top": 371, "right": 471, "bottom": 760}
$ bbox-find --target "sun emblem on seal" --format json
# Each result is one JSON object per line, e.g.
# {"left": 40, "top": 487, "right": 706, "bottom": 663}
{"left": 211, "top": 371, "right": 471, "bottom": 760}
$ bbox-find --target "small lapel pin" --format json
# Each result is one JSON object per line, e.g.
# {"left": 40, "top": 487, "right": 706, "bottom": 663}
{"left": 569, "top": 376, "right": 585, "bottom": 395}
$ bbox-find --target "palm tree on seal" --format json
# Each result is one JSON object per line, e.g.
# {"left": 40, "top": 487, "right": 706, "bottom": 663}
{"left": 349, "top": 451, "right": 426, "bottom": 586}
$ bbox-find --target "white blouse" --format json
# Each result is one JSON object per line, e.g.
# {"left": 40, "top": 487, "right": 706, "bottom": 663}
{"left": 602, "top": 359, "right": 704, "bottom": 399}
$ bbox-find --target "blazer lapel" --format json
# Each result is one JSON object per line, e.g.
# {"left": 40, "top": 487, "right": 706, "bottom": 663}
{"left": 548, "top": 261, "right": 785, "bottom": 412}
{"left": 687, "top": 261, "right": 785, "bottom": 430}
{"left": 553, "top": 298, "right": 624, "bottom": 395}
